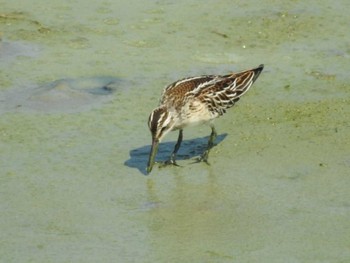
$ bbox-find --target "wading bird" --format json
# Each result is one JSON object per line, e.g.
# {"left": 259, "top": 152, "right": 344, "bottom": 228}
{"left": 147, "top": 64, "right": 264, "bottom": 173}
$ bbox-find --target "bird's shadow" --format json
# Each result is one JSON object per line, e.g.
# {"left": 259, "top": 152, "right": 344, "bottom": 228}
{"left": 124, "top": 133, "right": 227, "bottom": 175}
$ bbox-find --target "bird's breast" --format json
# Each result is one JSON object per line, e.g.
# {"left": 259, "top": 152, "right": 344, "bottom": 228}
{"left": 172, "top": 100, "right": 216, "bottom": 129}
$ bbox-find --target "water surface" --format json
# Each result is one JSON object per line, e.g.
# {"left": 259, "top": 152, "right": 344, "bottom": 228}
{"left": 1, "top": 0, "right": 349, "bottom": 262}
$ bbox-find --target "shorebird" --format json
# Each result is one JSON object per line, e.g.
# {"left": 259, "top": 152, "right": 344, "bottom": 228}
{"left": 147, "top": 64, "right": 264, "bottom": 173}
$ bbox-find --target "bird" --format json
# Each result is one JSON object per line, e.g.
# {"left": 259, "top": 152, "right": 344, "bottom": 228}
{"left": 146, "top": 64, "right": 264, "bottom": 173}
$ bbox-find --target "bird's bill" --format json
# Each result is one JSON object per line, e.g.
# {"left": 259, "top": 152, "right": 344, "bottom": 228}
{"left": 147, "top": 139, "right": 159, "bottom": 174}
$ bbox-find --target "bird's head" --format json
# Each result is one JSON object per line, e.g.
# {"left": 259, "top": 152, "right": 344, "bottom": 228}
{"left": 146, "top": 106, "right": 174, "bottom": 173}
{"left": 148, "top": 106, "right": 174, "bottom": 142}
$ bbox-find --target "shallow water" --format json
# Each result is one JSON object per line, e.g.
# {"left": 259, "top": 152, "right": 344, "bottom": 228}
{"left": 1, "top": 0, "right": 350, "bottom": 262}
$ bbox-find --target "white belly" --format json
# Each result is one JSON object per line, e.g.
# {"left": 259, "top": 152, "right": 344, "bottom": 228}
{"left": 174, "top": 100, "right": 217, "bottom": 129}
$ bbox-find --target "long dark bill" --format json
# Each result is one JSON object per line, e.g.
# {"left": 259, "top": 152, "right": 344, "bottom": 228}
{"left": 146, "top": 139, "right": 159, "bottom": 174}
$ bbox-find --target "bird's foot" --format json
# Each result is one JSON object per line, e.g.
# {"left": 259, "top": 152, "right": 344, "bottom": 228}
{"left": 159, "top": 158, "right": 181, "bottom": 168}
{"left": 194, "top": 151, "right": 211, "bottom": 165}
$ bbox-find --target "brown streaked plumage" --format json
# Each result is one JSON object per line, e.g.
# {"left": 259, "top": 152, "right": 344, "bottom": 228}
{"left": 147, "top": 64, "right": 264, "bottom": 173}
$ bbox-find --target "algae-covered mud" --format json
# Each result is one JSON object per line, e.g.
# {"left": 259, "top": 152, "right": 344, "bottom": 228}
{"left": 1, "top": 0, "right": 349, "bottom": 262}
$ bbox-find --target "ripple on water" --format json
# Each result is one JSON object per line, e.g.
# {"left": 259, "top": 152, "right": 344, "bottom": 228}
{"left": 0, "top": 77, "right": 124, "bottom": 114}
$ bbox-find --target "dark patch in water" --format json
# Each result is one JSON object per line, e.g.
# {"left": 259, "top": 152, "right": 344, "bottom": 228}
{"left": 0, "top": 76, "right": 124, "bottom": 113}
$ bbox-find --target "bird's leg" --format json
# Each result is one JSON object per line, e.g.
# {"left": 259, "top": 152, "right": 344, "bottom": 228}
{"left": 163, "top": 129, "right": 183, "bottom": 167}
{"left": 199, "top": 125, "right": 217, "bottom": 164}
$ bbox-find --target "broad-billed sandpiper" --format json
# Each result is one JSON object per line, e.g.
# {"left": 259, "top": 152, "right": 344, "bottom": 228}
{"left": 147, "top": 64, "right": 264, "bottom": 173}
